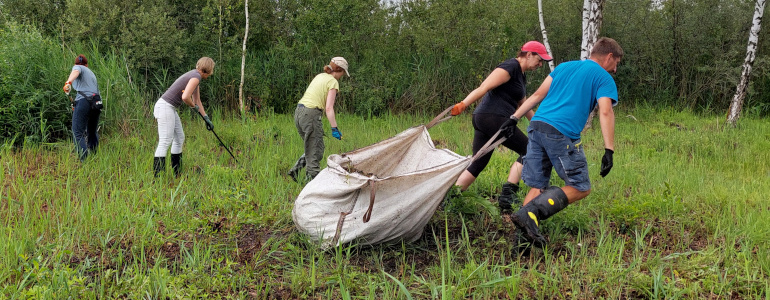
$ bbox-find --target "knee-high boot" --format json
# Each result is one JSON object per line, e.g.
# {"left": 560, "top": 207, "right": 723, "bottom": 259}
{"left": 153, "top": 157, "right": 166, "bottom": 177}
{"left": 171, "top": 153, "right": 182, "bottom": 177}
{"left": 511, "top": 186, "right": 569, "bottom": 246}
{"left": 498, "top": 182, "right": 521, "bottom": 211}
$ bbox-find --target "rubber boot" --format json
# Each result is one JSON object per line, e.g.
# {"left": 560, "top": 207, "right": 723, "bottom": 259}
{"left": 171, "top": 153, "right": 182, "bottom": 177}
{"left": 153, "top": 156, "right": 166, "bottom": 177}
{"left": 511, "top": 186, "right": 569, "bottom": 247}
{"left": 498, "top": 182, "right": 521, "bottom": 211}
{"left": 288, "top": 154, "right": 306, "bottom": 182}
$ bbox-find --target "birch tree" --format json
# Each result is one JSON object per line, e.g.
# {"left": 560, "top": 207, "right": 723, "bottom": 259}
{"left": 582, "top": 0, "right": 605, "bottom": 129}
{"left": 727, "top": 0, "right": 766, "bottom": 126}
{"left": 239, "top": 0, "right": 249, "bottom": 115}
{"left": 580, "top": 0, "right": 605, "bottom": 60}
{"left": 538, "top": 0, "right": 555, "bottom": 71}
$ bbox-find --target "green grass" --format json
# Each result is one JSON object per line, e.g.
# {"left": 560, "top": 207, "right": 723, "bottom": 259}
{"left": 1, "top": 107, "right": 768, "bottom": 299}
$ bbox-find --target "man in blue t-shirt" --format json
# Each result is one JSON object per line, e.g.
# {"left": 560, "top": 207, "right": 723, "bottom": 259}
{"left": 498, "top": 37, "right": 624, "bottom": 246}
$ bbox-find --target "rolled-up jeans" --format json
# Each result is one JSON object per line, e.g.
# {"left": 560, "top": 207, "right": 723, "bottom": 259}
{"left": 522, "top": 121, "right": 591, "bottom": 192}
{"left": 154, "top": 99, "right": 184, "bottom": 157}
{"left": 72, "top": 98, "right": 101, "bottom": 161}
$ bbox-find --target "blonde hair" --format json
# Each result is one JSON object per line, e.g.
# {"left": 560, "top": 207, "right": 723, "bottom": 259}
{"left": 196, "top": 57, "right": 215, "bottom": 75}
{"left": 324, "top": 61, "right": 344, "bottom": 74}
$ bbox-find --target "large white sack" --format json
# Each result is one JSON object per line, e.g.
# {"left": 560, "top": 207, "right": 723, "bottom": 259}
{"left": 292, "top": 125, "right": 472, "bottom": 248}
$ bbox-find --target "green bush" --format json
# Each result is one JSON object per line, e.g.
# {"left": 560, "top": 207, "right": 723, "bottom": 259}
{"left": 0, "top": 23, "right": 70, "bottom": 144}
{"left": 0, "top": 22, "right": 150, "bottom": 145}
{"left": 3, "top": 0, "right": 770, "bottom": 145}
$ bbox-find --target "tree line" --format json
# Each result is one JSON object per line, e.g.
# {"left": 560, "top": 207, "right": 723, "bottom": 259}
{"left": 1, "top": 0, "right": 768, "bottom": 143}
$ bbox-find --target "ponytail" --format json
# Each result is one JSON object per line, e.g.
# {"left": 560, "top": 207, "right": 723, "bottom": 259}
{"left": 324, "top": 62, "right": 343, "bottom": 74}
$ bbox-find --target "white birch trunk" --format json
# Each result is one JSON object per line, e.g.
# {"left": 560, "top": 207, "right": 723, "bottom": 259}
{"left": 727, "top": 0, "right": 765, "bottom": 126}
{"left": 538, "top": 0, "right": 555, "bottom": 71}
{"left": 582, "top": 0, "right": 605, "bottom": 129}
{"left": 239, "top": 0, "right": 250, "bottom": 115}
{"left": 581, "top": 0, "right": 591, "bottom": 60}
{"left": 580, "top": 0, "right": 604, "bottom": 60}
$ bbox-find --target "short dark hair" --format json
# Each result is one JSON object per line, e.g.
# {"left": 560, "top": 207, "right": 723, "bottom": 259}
{"left": 75, "top": 54, "right": 88, "bottom": 66}
{"left": 590, "top": 37, "right": 624, "bottom": 58}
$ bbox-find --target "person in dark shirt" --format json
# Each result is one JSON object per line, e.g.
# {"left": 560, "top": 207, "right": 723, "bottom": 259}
{"left": 153, "top": 57, "right": 215, "bottom": 177}
{"left": 450, "top": 41, "right": 552, "bottom": 211}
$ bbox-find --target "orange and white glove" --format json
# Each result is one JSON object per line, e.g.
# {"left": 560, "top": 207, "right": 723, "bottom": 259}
{"left": 63, "top": 81, "right": 72, "bottom": 95}
{"left": 450, "top": 101, "right": 467, "bottom": 116}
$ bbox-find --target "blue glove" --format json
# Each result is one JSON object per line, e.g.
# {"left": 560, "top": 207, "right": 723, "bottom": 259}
{"left": 331, "top": 127, "right": 342, "bottom": 140}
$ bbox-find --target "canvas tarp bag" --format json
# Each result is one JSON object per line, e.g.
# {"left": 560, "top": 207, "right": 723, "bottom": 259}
{"left": 292, "top": 107, "right": 509, "bottom": 249}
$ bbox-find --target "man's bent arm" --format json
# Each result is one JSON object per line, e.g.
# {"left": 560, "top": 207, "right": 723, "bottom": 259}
{"left": 511, "top": 76, "right": 552, "bottom": 120}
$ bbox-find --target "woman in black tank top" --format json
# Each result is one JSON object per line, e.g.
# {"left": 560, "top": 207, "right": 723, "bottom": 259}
{"left": 448, "top": 41, "right": 553, "bottom": 211}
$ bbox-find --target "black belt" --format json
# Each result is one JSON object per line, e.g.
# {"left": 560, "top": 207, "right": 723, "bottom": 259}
{"left": 530, "top": 121, "right": 563, "bottom": 135}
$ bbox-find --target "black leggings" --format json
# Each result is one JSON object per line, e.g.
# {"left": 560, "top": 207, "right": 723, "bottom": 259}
{"left": 466, "top": 113, "right": 528, "bottom": 177}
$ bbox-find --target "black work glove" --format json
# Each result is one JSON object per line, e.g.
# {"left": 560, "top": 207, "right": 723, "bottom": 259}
{"left": 203, "top": 115, "right": 214, "bottom": 131}
{"left": 499, "top": 116, "right": 520, "bottom": 139}
{"left": 600, "top": 148, "right": 614, "bottom": 177}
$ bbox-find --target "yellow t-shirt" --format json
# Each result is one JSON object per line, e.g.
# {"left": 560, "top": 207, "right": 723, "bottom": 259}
{"left": 297, "top": 73, "right": 339, "bottom": 110}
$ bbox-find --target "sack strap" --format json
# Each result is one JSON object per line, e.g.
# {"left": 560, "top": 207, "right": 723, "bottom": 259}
{"left": 471, "top": 130, "right": 507, "bottom": 162}
{"left": 428, "top": 105, "right": 508, "bottom": 162}
{"left": 331, "top": 189, "right": 362, "bottom": 247}
{"left": 426, "top": 105, "right": 453, "bottom": 129}
{"left": 362, "top": 180, "right": 377, "bottom": 223}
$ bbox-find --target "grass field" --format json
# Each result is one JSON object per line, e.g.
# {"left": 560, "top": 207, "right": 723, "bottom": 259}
{"left": 1, "top": 106, "right": 768, "bottom": 299}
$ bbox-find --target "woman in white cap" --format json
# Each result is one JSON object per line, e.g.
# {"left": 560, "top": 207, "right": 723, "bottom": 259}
{"left": 288, "top": 57, "right": 349, "bottom": 181}
{"left": 449, "top": 41, "right": 552, "bottom": 211}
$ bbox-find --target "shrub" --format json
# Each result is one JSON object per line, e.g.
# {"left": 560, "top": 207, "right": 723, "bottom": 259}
{"left": 0, "top": 23, "right": 70, "bottom": 144}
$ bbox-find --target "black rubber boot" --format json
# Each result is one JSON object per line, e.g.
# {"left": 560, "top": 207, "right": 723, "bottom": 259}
{"left": 287, "top": 154, "right": 305, "bottom": 182}
{"left": 153, "top": 156, "right": 166, "bottom": 177}
{"left": 511, "top": 186, "right": 569, "bottom": 247}
{"left": 171, "top": 153, "right": 182, "bottom": 177}
{"left": 288, "top": 155, "right": 306, "bottom": 182}
{"left": 498, "top": 182, "right": 521, "bottom": 211}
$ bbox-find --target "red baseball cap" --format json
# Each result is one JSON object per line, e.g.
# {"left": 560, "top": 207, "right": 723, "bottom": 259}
{"left": 521, "top": 41, "right": 553, "bottom": 61}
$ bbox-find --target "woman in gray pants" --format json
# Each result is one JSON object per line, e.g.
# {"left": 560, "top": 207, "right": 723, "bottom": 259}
{"left": 288, "top": 57, "right": 349, "bottom": 182}
{"left": 153, "top": 57, "right": 215, "bottom": 177}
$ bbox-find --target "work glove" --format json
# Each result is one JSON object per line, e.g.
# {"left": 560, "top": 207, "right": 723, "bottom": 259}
{"left": 499, "top": 116, "right": 520, "bottom": 139}
{"left": 203, "top": 115, "right": 214, "bottom": 131}
{"left": 450, "top": 101, "right": 467, "bottom": 116}
{"left": 63, "top": 82, "right": 72, "bottom": 95}
{"left": 600, "top": 148, "right": 614, "bottom": 177}
{"left": 331, "top": 127, "right": 342, "bottom": 140}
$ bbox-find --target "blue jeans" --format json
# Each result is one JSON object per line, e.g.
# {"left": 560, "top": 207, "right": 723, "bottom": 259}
{"left": 72, "top": 99, "right": 101, "bottom": 161}
{"left": 522, "top": 121, "right": 591, "bottom": 192}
